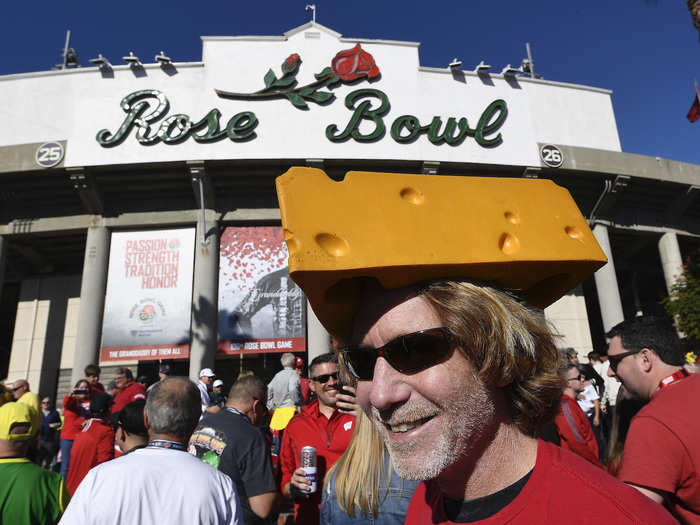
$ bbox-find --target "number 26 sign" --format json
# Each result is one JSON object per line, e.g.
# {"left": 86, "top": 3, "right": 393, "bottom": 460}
{"left": 540, "top": 144, "right": 564, "bottom": 168}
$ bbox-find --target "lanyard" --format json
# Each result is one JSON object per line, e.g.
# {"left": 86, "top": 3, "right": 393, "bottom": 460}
{"left": 147, "top": 439, "right": 187, "bottom": 452}
{"left": 657, "top": 368, "right": 689, "bottom": 391}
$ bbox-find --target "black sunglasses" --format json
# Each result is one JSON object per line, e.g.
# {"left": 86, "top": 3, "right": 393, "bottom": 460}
{"left": 609, "top": 350, "right": 640, "bottom": 373}
{"left": 341, "top": 327, "right": 453, "bottom": 381}
{"left": 311, "top": 372, "right": 339, "bottom": 384}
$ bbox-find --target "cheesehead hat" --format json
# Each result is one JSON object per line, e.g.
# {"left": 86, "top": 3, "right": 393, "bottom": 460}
{"left": 276, "top": 167, "right": 607, "bottom": 341}
{"left": 0, "top": 401, "right": 36, "bottom": 442}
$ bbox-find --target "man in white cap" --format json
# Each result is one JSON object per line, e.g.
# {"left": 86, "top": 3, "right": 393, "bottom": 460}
{"left": 198, "top": 369, "right": 220, "bottom": 416}
{"left": 211, "top": 379, "right": 227, "bottom": 407}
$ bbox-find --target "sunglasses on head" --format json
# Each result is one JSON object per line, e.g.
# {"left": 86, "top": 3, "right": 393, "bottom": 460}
{"left": 311, "top": 372, "right": 339, "bottom": 384}
{"left": 341, "top": 327, "right": 453, "bottom": 381}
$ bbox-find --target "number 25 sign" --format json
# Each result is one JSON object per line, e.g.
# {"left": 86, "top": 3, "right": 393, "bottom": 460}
{"left": 35, "top": 142, "right": 65, "bottom": 168}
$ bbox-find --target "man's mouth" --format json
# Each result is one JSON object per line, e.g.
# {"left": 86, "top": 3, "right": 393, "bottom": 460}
{"left": 384, "top": 415, "right": 435, "bottom": 434}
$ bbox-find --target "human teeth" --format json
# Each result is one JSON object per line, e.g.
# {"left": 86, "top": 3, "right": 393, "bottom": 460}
{"left": 390, "top": 423, "right": 415, "bottom": 433}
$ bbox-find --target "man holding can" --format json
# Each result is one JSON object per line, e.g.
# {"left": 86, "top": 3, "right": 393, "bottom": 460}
{"left": 280, "top": 353, "right": 355, "bottom": 525}
{"left": 275, "top": 168, "right": 677, "bottom": 524}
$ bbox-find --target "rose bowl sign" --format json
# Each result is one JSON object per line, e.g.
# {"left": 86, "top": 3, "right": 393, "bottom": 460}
{"left": 96, "top": 44, "right": 508, "bottom": 150}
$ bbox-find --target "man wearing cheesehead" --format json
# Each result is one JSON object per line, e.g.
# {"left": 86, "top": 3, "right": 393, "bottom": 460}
{"left": 275, "top": 167, "right": 677, "bottom": 524}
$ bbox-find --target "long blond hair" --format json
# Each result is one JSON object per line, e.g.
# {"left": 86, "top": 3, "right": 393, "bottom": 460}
{"left": 324, "top": 410, "right": 390, "bottom": 518}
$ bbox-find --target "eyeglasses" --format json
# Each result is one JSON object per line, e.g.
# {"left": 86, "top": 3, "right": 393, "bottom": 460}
{"left": 609, "top": 350, "right": 640, "bottom": 373}
{"left": 311, "top": 372, "right": 339, "bottom": 384}
{"left": 341, "top": 327, "right": 453, "bottom": 381}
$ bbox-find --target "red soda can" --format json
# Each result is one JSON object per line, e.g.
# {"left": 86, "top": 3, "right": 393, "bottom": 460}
{"left": 300, "top": 446, "right": 317, "bottom": 493}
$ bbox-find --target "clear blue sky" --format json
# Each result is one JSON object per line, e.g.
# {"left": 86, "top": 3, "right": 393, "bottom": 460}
{"left": 2, "top": 0, "right": 699, "bottom": 164}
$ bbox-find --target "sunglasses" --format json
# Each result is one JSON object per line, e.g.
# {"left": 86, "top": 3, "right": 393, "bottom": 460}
{"left": 311, "top": 372, "right": 339, "bottom": 384}
{"left": 609, "top": 350, "right": 640, "bottom": 373}
{"left": 567, "top": 374, "right": 585, "bottom": 382}
{"left": 341, "top": 327, "right": 453, "bottom": 381}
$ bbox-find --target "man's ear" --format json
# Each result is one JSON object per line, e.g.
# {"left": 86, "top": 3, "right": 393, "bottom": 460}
{"left": 640, "top": 348, "right": 654, "bottom": 372}
{"left": 143, "top": 407, "right": 151, "bottom": 431}
{"left": 115, "top": 426, "right": 125, "bottom": 443}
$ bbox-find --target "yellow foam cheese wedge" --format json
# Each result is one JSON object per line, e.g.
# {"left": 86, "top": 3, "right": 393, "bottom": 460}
{"left": 276, "top": 167, "right": 607, "bottom": 340}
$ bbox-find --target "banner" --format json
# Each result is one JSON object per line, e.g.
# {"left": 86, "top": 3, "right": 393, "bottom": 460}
{"left": 100, "top": 228, "right": 195, "bottom": 362}
{"left": 218, "top": 226, "right": 306, "bottom": 354}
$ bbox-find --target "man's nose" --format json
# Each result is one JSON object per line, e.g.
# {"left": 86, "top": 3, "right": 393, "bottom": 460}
{"left": 368, "top": 357, "right": 411, "bottom": 412}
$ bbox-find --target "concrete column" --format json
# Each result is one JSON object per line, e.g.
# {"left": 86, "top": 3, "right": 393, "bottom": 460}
{"left": 72, "top": 226, "right": 110, "bottom": 385}
{"left": 189, "top": 220, "right": 219, "bottom": 381}
{"left": 658, "top": 232, "right": 684, "bottom": 295}
{"left": 592, "top": 224, "right": 624, "bottom": 333}
{"left": 306, "top": 299, "right": 331, "bottom": 362}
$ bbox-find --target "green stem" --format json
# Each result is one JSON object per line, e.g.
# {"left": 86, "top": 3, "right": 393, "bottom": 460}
{"left": 216, "top": 75, "right": 332, "bottom": 100}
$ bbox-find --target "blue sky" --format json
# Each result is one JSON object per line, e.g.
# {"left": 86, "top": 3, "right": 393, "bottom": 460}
{"left": 2, "top": 1, "right": 699, "bottom": 164}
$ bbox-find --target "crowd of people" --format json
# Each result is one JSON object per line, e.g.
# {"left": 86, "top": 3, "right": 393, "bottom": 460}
{"left": 1, "top": 314, "right": 697, "bottom": 525}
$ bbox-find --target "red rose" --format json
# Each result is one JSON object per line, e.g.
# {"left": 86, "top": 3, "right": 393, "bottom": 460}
{"left": 281, "top": 53, "right": 301, "bottom": 74}
{"left": 331, "top": 44, "right": 380, "bottom": 82}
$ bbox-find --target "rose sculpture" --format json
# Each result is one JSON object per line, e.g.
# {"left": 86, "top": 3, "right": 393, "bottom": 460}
{"left": 331, "top": 43, "right": 380, "bottom": 82}
{"left": 215, "top": 44, "right": 381, "bottom": 109}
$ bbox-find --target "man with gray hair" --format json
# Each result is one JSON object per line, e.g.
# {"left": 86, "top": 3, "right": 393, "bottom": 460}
{"left": 267, "top": 352, "right": 301, "bottom": 411}
{"left": 60, "top": 377, "right": 242, "bottom": 525}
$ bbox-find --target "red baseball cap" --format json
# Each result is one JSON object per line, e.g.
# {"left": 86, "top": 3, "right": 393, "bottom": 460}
{"left": 295, "top": 357, "right": 304, "bottom": 368}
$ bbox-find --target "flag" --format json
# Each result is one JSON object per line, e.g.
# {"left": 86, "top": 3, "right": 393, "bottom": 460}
{"left": 688, "top": 81, "right": 700, "bottom": 123}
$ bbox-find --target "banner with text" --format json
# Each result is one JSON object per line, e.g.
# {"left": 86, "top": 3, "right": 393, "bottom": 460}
{"left": 100, "top": 228, "right": 195, "bottom": 362}
{"left": 218, "top": 226, "right": 306, "bottom": 355}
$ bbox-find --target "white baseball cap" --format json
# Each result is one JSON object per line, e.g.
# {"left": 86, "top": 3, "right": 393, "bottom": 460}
{"left": 213, "top": 379, "right": 224, "bottom": 388}
{"left": 199, "top": 368, "right": 215, "bottom": 378}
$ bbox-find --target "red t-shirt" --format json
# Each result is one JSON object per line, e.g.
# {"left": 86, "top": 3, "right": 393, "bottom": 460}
{"left": 280, "top": 400, "right": 355, "bottom": 525}
{"left": 111, "top": 381, "right": 147, "bottom": 413}
{"left": 405, "top": 440, "right": 676, "bottom": 524}
{"left": 554, "top": 394, "right": 602, "bottom": 468}
{"left": 619, "top": 373, "right": 700, "bottom": 524}
{"left": 59, "top": 394, "right": 90, "bottom": 441}
{"left": 65, "top": 418, "right": 115, "bottom": 494}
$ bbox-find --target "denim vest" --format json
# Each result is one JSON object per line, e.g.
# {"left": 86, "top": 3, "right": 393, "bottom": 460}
{"left": 320, "top": 457, "right": 419, "bottom": 525}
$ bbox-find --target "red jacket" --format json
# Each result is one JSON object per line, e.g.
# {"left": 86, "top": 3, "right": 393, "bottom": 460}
{"left": 66, "top": 418, "right": 115, "bottom": 494}
{"left": 111, "top": 381, "right": 147, "bottom": 413}
{"left": 554, "top": 394, "right": 602, "bottom": 468}
{"left": 280, "top": 400, "right": 355, "bottom": 525}
{"left": 59, "top": 394, "right": 90, "bottom": 441}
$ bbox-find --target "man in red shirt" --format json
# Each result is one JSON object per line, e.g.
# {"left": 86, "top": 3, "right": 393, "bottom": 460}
{"left": 554, "top": 364, "right": 602, "bottom": 467}
{"left": 608, "top": 316, "right": 700, "bottom": 523}
{"left": 276, "top": 169, "right": 677, "bottom": 524}
{"left": 280, "top": 353, "right": 355, "bottom": 525}
{"left": 111, "top": 367, "right": 147, "bottom": 414}
{"left": 66, "top": 393, "right": 114, "bottom": 494}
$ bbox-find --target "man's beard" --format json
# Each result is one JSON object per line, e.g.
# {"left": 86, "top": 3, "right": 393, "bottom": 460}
{"left": 370, "top": 371, "right": 495, "bottom": 481}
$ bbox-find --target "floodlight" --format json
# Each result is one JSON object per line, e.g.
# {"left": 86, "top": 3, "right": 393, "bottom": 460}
{"left": 123, "top": 52, "right": 142, "bottom": 67}
{"left": 89, "top": 54, "right": 112, "bottom": 70}
{"left": 474, "top": 61, "right": 491, "bottom": 75}
{"left": 155, "top": 51, "right": 171, "bottom": 65}
{"left": 449, "top": 58, "right": 462, "bottom": 69}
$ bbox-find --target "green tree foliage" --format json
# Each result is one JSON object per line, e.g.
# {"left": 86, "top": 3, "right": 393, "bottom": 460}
{"left": 663, "top": 250, "right": 700, "bottom": 343}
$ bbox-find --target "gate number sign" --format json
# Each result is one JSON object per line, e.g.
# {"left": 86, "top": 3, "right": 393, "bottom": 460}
{"left": 35, "top": 142, "right": 65, "bottom": 168}
{"left": 540, "top": 144, "right": 564, "bottom": 168}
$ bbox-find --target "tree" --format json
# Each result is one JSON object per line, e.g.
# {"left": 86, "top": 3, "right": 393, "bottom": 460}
{"left": 690, "top": 0, "right": 700, "bottom": 40}
{"left": 662, "top": 249, "right": 700, "bottom": 343}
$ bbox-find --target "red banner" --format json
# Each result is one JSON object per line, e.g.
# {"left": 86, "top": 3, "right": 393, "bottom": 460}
{"left": 100, "top": 344, "right": 190, "bottom": 362}
{"left": 217, "top": 337, "right": 305, "bottom": 355}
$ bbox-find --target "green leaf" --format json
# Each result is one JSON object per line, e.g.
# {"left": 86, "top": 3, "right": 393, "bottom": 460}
{"left": 314, "top": 66, "right": 333, "bottom": 80}
{"left": 273, "top": 75, "right": 297, "bottom": 88}
{"left": 299, "top": 87, "right": 315, "bottom": 97}
{"left": 286, "top": 93, "right": 308, "bottom": 109}
{"left": 264, "top": 69, "right": 277, "bottom": 88}
{"left": 310, "top": 90, "right": 334, "bottom": 103}
{"left": 326, "top": 74, "right": 341, "bottom": 87}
